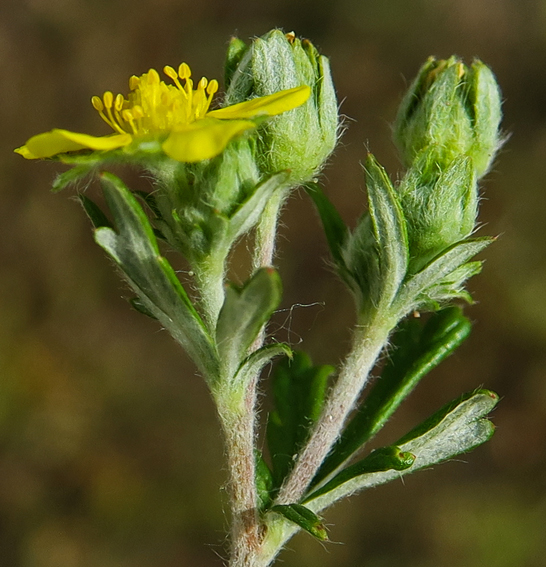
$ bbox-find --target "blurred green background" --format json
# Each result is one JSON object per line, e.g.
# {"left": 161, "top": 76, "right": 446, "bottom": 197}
{"left": 1, "top": 0, "right": 546, "bottom": 566}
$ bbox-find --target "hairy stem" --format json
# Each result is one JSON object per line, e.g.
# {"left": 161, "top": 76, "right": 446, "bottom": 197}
{"left": 275, "top": 314, "right": 392, "bottom": 504}
{"left": 216, "top": 387, "right": 263, "bottom": 567}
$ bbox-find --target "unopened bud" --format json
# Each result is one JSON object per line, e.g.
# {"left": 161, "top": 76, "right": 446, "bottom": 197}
{"left": 394, "top": 56, "right": 502, "bottom": 179}
{"left": 225, "top": 30, "right": 338, "bottom": 184}
{"left": 399, "top": 148, "right": 478, "bottom": 272}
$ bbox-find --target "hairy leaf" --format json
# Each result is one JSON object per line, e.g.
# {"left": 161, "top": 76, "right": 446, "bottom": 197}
{"left": 305, "top": 389, "right": 498, "bottom": 513}
{"left": 94, "top": 172, "right": 218, "bottom": 379}
{"left": 271, "top": 504, "right": 328, "bottom": 541}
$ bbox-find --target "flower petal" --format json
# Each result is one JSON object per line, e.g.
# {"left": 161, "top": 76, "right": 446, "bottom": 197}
{"left": 14, "top": 129, "right": 132, "bottom": 159}
{"left": 207, "top": 85, "right": 311, "bottom": 120}
{"left": 162, "top": 118, "right": 256, "bottom": 162}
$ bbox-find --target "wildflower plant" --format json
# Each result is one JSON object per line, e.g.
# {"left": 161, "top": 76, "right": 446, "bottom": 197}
{"left": 16, "top": 30, "right": 503, "bottom": 567}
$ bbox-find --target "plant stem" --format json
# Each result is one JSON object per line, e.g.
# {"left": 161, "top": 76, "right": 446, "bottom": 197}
{"left": 215, "top": 387, "right": 263, "bottom": 567}
{"left": 275, "top": 313, "right": 392, "bottom": 504}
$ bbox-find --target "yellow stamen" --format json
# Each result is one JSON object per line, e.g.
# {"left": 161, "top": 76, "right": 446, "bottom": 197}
{"left": 163, "top": 65, "right": 188, "bottom": 98}
{"left": 91, "top": 96, "right": 104, "bottom": 112}
{"left": 207, "top": 80, "right": 219, "bottom": 96}
{"left": 147, "top": 68, "right": 160, "bottom": 85}
{"left": 103, "top": 91, "right": 114, "bottom": 108}
{"left": 90, "top": 63, "right": 223, "bottom": 138}
{"left": 121, "top": 109, "right": 138, "bottom": 134}
{"left": 178, "top": 63, "right": 191, "bottom": 80}
{"left": 92, "top": 95, "right": 117, "bottom": 131}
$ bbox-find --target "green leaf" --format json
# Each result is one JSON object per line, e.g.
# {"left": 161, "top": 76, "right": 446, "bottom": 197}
{"left": 304, "top": 182, "right": 349, "bottom": 267}
{"left": 314, "top": 306, "right": 471, "bottom": 484}
{"left": 94, "top": 172, "right": 218, "bottom": 379}
{"left": 256, "top": 452, "right": 274, "bottom": 511}
{"left": 421, "top": 260, "right": 483, "bottom": 307}
{"left": 304, "top": 389, "right": 498, "bottom": 513}
{"left": 305, "top": 446, "right": 415, "bottom": 502}
{"left": 78, "top": 194, "right": 113, "bottom": 229}
{"left": 393, "top": 237, "right": 493, "bottom": 316}
{"left": 270, "top": 504, "right": 328, "bottom": 541}
{"left": 216, "top": 268, "right": 283, "bottom": 380}
{"left": 231, "top": 343, "right": 293, "bottom": 393}
{"left": 129, "top": 297, "right": 158, "bottom": 320}
{"left": 227, "top": 171, "right": 290, "bottom": 244}
{"left": 52, "top": 164, "right": 95, "bottom": 192}
{"left": 364, "top": 154, "right": 409, "bottom": 310}
{"left": 266, "top": 352, "right": 335, "bottom": 489}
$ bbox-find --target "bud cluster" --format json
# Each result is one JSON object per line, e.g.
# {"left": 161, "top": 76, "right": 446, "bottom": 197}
{"left": 393, "top": 56, "right": 502, "bottom": 273}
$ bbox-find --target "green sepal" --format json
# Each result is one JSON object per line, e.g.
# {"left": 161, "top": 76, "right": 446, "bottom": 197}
{"left": 52, "top": 164, "right": 95, "bottom": 192}
{"left": 314, "top": 306, "right": 471, "bottom": 483}
{"left": 216, "top": 268, "right": 283, "bottom": 380}
{"left": 94, "top": 172, "right": 218, "bottom": 379}
{"left": 305, "top": 446, "right": 415, "bottom": 502}
{"left": 224, "top": 36, "right": 249, "bottom": 91}
{"left": 342, "top": 154, "right": 409, "bottom": 313}
{"left": 256, "top": 452, "right": 274, "bottom": 511}
{"left": 304, "top": 389, "right": 498, "bottom": 513}
{"left": 266, "top": 352, "right": 335, "bottom": 489}
{"left": 226, "top": 171, "right": 289, "bottom": 244}
{"left": 270, "top": 504, "right": 328, "bottom": 541}
{"left": 364, "top": 154, "right": 409, "bottom": 311}
{"left": 304, "top": 182, "right": 349, "bottom": 267}
{"left": 393, "top": 237, "right": 493, "bottom": 317}
{"left": 78, "top": 194, "right": 113, "bottom": 229}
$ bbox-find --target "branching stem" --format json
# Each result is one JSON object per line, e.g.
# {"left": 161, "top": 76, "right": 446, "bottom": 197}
{"left": 276, "top": 314, "right": 392, "bottom": 504}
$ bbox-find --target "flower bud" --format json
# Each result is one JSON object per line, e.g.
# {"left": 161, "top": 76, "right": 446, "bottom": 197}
{"left": 225, "top": 30, "right": 338, "bottom": 184}
{"left": 398, "top": 148, "right": 478, "bottom": 273}
{"left": 394, "top": 56, "right": 502, "bottom": 179}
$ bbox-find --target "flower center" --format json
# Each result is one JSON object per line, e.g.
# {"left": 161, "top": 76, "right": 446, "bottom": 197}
{"left": 91, "top": 63, "right": 219, "bottom": 137}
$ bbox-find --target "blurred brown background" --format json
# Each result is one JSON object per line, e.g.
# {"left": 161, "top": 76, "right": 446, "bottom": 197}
{"left": 1, "top": 0, "right": 545, "bottom": 566}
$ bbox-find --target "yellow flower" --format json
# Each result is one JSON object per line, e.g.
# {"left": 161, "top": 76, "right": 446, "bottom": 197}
{"left": 15, "top": 64, "right": 310, "bottom": 163}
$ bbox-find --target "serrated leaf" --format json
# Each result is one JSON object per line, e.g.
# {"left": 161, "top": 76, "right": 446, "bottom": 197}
{"left": 393, "top": 237, "right": 493, "bottom": 316}
{"left": 314, "top": 306, "right": 471, "bottom": 484}
{"left": 267, "top": 352, "right": 335, "bottom": 489}
{"left": 94, "top": 172, "right": 218, "bottom": 379}
{"left": 364, "top": 154, "right": 409, "bottom": 310}
{"left": 271, "top": 504, "right": 328, "bottom": 541}
{"left": 78, "top": 194, "right": 113, "bottom": 229}
{"left": 421, "top": 260, "right": 483, "bottom": 307}
{"left": 52, "top": 164, "right": 95, "bottom": 192}
{"left": 304, "top": 182, "right": 349, "bottom": 267}
{"left": 305, "top": 389, "right": 498, "bottom": 513}
{"left": 305, "top": 446, "right": 415, "bottom": 502}
{"left": 216, "top": 268, "right": 283, "bottom": 380}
